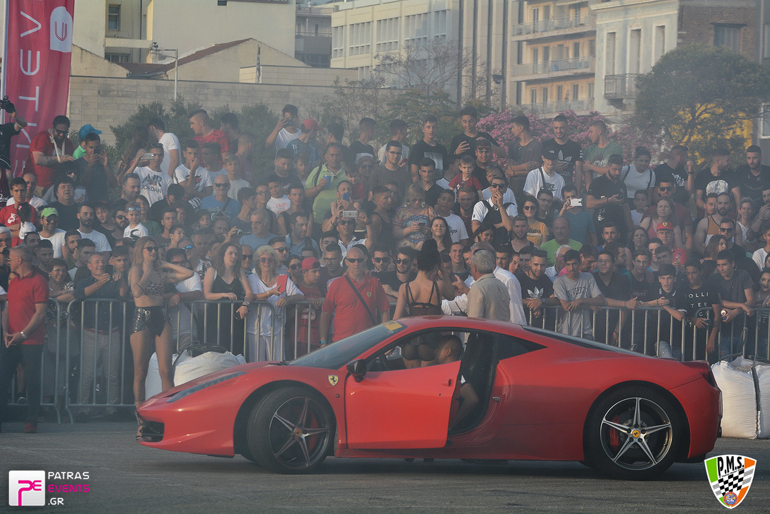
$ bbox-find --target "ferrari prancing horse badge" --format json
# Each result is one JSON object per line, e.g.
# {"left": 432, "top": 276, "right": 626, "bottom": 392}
{"left": 328, "top": 375, "right": 339, "bottom": 386}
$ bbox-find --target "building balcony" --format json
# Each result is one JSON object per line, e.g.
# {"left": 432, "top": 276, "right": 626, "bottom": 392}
{"left": 604, "top": 74, "right": 641, "bottom": 100}
{"left": 511, "top": 14, "right": 595, "bottom": 41}
{"left": 511, "top": 57, "right": 594, "bottom": 82}
{"left": 519, "top": 99, "right": 594, "bottom": 116}
{"left": 296, "top": 29, "right": 332, "bottom": 37}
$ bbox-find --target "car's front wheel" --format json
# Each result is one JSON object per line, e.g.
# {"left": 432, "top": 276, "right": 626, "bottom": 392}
{"left": 585, "top": 387, "right": 683, "bottom": 480}
{"left": 247, "top": 387, "right": 334, "bottom": 474}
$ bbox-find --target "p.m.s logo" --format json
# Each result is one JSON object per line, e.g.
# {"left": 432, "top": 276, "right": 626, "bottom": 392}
{"left": 705, "top": 455, "right": 756, "bottom": 509}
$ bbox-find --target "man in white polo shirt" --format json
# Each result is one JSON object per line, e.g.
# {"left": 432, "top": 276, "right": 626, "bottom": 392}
{"left": 77, "top": 204, "right": 111, "bottom": 252}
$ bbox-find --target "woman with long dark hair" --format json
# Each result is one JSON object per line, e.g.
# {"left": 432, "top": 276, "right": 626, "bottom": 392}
{"left": 203, "top": 242, "right": 253, "bottom": 355}
{"left": 393, "top": 239, "right": 455, "bottom": 367}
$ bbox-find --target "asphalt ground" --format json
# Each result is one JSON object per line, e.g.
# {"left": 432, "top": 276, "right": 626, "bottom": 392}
{"left": 2, "top": 421, "right": 770, "bottom": 513}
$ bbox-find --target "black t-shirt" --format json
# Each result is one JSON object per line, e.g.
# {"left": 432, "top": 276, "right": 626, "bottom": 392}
{"left": 641, "top": 286, "right": 682, "bottom": 337}
{"left": 348, "top": 141, "right": 375, "bottom": 165}
{"left": 678, "top": 282, "right": 719, "bottom": 320}
{"left": 541, "top": 138, "right": 583, "bottom": 185}
{"left": 654, "top": 163, "right": 690, "bottom": 205}
{"left": 733, "top": 164, "right": 770, "bottom": 208}
{"left": 472, "top": 164, "right": 491, "bottom": 188}
{"left": 516, "top": 271, "right": 554, "bottom": 328}
{"left": 49, "top": 201, "right": 79, "bottom": 231}
{"left": 372, "top": 270, "right": 415, "bottom": 292}
{"left": 0, "top": 122, "right": 20, "bottom": 168}
{"left": 75, "top": 158, "right": 110, "bottom": 203}
{"left": 409, "top": 140, "right": 449, "bottom": 175}
{"left": 707, "top": 269, "right": 753, "bottom": 328}
{"left": 694, "top": 168, "right": 736, "bottom": 198}
{"left": 594, "top": 272, "right": 631, "bottom": 301}
{"left": 587, "top": 176, "right": 628, "bottom": 233}
{"left": 630, "top": 274, "right": 651, "bottom": 300}
{"left": 448, "top": 131, "right": 498, "bottom": 165}
{"left": 423, "top": 183, "right": 445, "bottom": 208}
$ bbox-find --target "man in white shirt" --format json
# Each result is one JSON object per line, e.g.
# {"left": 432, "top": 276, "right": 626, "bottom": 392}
{"left": 471, "top": 176, "right": 517, "bottom": 238}
{"left": 6, "top": 173, "right": 46, "bottom": 210}
{"left": 175, "top": 141, "right": 212, "bottom": 200}
{"left": 524, "top": 148, "right": 565, "bottom": 200}
{"left": 39, "top": 207, "right": 66, "bottom": 258}
{"left": 166, "top": 248, "right": 204, "bottom": 346}
{"left": 148, "top": 118, "right": 180, "bottom": 177}
{"left": 265, "top": 104, "right": 301, "bottom": 151}
{"left": 201, "top": 142, "right": 227, "bottom": 179}
{"left": 128, "top": 144, "right": 170, "bottom": 206}
{"left": 77, "top": 204, "right": 111, "bottom": 252}
{"left": 434, "top": 189, "right": 469, "bottom": 245}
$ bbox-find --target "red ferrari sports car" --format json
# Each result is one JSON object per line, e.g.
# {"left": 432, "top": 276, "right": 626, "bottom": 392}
{"left": 138, "top": 316, "right": 721, "bottom": 480}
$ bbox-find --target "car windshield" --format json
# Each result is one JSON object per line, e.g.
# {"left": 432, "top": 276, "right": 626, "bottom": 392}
{"left": 289, "top": 321, "right": 406, "bottom": 370}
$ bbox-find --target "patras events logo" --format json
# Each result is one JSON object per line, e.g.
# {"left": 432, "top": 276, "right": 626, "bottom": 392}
{"left": 8, "top": 470, "right": 89, "bottom": 507}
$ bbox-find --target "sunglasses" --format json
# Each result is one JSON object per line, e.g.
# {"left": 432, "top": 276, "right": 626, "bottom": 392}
{"left": 182, "top": 245, "right": 194, "bottom": 251}
{"left": 490, "top": 183, "right": 505, "bottom": 189}
{"left": 128, "top": 207, "right": 141, "bottom": 212}
{"left": 214, "top": 183, "right": 230, "bottom": 188}
{"left": 54, "top": 129, "right": 68, "bottom": 135}
{"left": 720, "top": 227, "right": 734, "bottom": 232}
{"left": 395, "top": 258, "right": 410, "bottom": 264}
{"left": 373, "top": 257, "right": 390, "bottom": 263}
{"left": 115, "top": 215, "right": 126, "bottom": 220}
{"left": 338, "top": 220, "right": 355, "bottom": 226}
{"left": 523, "top": 205, "right": 537, "bottom": 211}
{"left": 145, "top": 247, "right": 158, "bottom": 252}
{"left": 288, "top": 264, "right": 302, "bottom": 270}
{"left": 346, "top": 257, "right": 365, "bottom": 263}
{"left": 659, "top": 187, "right": 673, "bottom": 192}
{"left": 259, "top": 257, "right": 274, "bottom": 263}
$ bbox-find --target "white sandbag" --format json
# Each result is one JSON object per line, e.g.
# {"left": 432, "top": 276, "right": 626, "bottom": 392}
{"left": 711, "top": 358, "right": 758, "bottom": 439}
{"left": 754, "top": 363, "right": 770, "bottom": 438}
{"left": 173, "top": 351, "right": 243, "bottom": 387}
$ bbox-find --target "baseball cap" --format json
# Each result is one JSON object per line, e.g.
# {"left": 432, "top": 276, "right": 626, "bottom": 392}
{"left": 542, "top": 148, "right": 558, "bottom": 160}
{"left": 302, "top": 119, "right": 319, "bottom": 132}
{"left": 301, "top": 257, "right": 321, "bottom": 271}
{"left": 656, "top": 221, "right": 674, "bottom": 232}
{"left": 78, "top": 124, "right": 101, "bottom": 140}
{"left": 41, "top": 207, "right": 59, "bottom": 218}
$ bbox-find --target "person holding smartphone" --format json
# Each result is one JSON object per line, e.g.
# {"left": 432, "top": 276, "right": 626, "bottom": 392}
{"left": 559, "top": 185, "right": 597, "bottom": 246}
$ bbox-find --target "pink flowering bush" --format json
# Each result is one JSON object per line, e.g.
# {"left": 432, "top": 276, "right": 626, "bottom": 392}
{"left": 478, "top": 110, "right": 667, "bottom": 165}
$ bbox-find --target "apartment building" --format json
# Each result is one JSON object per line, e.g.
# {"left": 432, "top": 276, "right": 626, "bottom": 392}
{"left": 509, "top": 0, "right": 597, "bottom": 117}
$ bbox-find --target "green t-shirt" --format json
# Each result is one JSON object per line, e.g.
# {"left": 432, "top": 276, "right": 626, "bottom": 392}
{"left": 73, "top": 146, "right": 86, "bottom": 159}
{"left": 584, "top": 141, "right": 623, "bottom": 179}
{"left": 540, "top": 238, "right": 583, "bottom": 266}
{"left": 305, "top": 164, "right": 348, "bottom": 224}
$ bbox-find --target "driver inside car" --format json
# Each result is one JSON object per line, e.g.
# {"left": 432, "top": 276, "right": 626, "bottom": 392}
{"left": 429, "top": 335, "right": 479, "bottom": 430}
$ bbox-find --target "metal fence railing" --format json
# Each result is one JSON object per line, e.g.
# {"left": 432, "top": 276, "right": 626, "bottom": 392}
{"left": 5, "top": 298, "right": 317, "bottom": 423}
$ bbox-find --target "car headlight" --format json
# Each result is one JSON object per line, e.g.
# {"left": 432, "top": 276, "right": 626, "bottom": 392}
{"left": 167, "top": 371, "right": 246, "bottom": 403}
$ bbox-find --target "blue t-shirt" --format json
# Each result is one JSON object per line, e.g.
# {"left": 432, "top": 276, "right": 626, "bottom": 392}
{"left": 240, "top": 233, "right": 278, "bottom": 251}
{"left": 200, "top": 196, "right": 240, "bottom": 220}
{"left": 563, "top": 210, "right": 595, "bottom": 244}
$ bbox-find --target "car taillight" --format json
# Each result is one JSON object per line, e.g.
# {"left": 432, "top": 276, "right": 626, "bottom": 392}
{"left": 682, "top": 361, "right": 718, "bottom": 388}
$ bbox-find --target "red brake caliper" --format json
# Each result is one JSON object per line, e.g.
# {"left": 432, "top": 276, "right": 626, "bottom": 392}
{"left": 609, "top": 414, "right": 620, "bottom": 451}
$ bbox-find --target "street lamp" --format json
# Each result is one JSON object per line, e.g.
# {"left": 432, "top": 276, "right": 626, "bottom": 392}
{"left": 150, "top": 42, "right": 179, "bottom": 101}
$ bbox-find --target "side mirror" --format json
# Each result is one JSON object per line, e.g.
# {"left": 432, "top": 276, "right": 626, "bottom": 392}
{"left": 347, "top": 359, "right": 366, "bottom": 382}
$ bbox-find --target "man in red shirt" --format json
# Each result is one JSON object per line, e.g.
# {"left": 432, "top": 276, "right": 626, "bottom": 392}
{"left": 0, "top": 177, "right": 37, "bottom": 245}
{"left": 189, "top": 109, "right": 230, "bottom": 153}
{"left": 27, "top": 115, "right": 76, "bottom": 192}
{"left": 0, "top": 245, "right": 49, "bottom": 433}
{"left": 292, "top": 257, "right": 325, "bottom": 358}
{"left": 320, "top": 246, "right": 390, "bottom": 344}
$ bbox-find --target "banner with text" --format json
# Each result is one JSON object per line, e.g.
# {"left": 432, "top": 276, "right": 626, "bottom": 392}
{"left": 2, "top": 0, "right": 75, "bottom": 176}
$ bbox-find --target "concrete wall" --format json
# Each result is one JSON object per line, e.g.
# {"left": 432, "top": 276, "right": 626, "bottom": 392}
{"left": 71, "top": 46, "right": 129, "bottom": 78}
{"left": 240, "top": 65, "right": 358, "bottom": 86}
{"left": 67, "top": 75, "right": 350, "bottom": 147}
{"left": 679, "top": 2, "right": 757, "bottom": 60}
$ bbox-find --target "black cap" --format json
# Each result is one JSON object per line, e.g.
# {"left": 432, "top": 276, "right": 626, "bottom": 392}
{"left": 542, "top": 148, "right": 558, "bottom": 160}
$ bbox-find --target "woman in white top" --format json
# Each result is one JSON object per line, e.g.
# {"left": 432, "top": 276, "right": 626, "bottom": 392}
{"left": 621, "top": 147, "right": 655, "bottom": 208}
{"left": 247, "top": 245, "right": 303, "bottom": 362}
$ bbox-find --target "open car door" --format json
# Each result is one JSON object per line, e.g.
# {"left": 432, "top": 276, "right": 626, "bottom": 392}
{"left": 344, "top": 361, "right": 460, "bottom": 449}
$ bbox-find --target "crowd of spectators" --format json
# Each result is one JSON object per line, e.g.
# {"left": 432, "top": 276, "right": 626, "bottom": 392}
{"left": 2, "top": 100, "right": 770, "bottom": 430}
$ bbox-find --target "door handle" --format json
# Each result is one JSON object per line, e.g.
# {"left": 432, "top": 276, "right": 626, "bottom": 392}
{"left": 442, "top": 379, "right": 453, "bottom": 387}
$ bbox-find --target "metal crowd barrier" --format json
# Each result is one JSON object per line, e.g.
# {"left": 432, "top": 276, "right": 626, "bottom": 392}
{"left": 529, "top": 305, "right": 770, "bottom": 362}
{"left": 5, "top": 298, "right": 318, "bottom": 424}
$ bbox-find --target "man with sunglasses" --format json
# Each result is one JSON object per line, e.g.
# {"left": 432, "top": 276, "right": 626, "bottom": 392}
{"left": 369, "top": 244, "right": 392, "bottom": 273}
{"left": 375, "top": 247, "right": 418, "bottom": 300}
{"left": 269, "top": 237, "right": 291, "bottom": 274}
{"left": 335, "top": 215, "right": 368, "bottom": 259}
{"left": 28, "top": 115, "right": 76, "bottom": 192}
{"left": 471, "top": 176, "right": 516, "bottom": 246}
{"left": 320, "top": 246, "right": 390, "bottom": 345}
{"left": 201, "top": 175, "right": 240, "bottom": 220}
{"left": 127, "top": 143, "right": 170, "bottom": 207}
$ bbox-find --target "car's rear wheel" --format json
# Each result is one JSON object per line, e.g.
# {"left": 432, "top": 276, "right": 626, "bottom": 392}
{"left": 247, "top": 387, "right": 333, "bottom": 474}
{"left": 585, "top": 387, "right": 683, "bottom": 480}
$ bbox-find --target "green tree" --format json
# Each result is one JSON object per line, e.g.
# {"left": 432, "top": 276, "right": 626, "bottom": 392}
{"left": 635, "top": 45, "right": 770, "bottom": 162}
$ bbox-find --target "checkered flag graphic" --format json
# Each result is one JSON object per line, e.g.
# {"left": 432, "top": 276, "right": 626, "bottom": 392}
{"left": 716, "top": 468, "right": 744, "bottom": 496}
